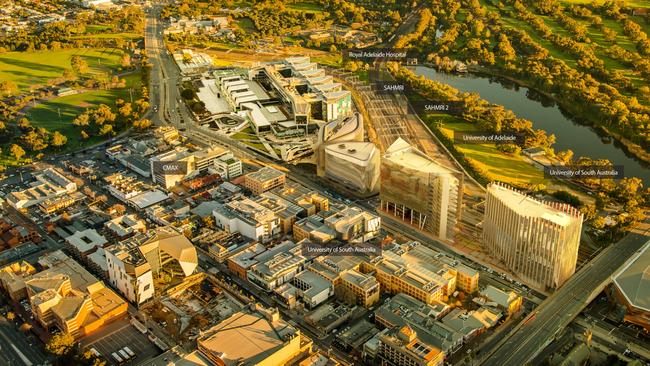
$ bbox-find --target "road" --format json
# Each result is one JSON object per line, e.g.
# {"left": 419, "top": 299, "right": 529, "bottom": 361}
{"left": 144, "top": 5, "right": 192, "bottom": 128}
{"left": 0, "top": 315, "right": 49, "bottom": 366}
{"left": 481, "top": 227, "right": 650, "bottom": 366}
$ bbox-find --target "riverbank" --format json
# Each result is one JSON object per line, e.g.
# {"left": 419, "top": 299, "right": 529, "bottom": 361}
{"left": 466, "top": 64, "right": 650, "bottom": 166}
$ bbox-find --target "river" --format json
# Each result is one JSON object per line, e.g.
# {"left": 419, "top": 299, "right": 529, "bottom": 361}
{"left": 410, "top": 66, "right": 650, "bottom": 184}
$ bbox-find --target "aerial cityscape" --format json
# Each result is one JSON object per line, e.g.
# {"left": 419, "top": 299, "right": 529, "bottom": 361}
{"left": 0, "top": 0, "right": 648, "bottom": 365}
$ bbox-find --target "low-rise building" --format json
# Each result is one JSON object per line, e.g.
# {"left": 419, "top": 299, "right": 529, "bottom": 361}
{"left": 242, "top": 167, "right": 286, "bottom": 195}
{"left": 212, "top": 152, "right": 243, "bottom": 180}
{"left": 150, "top": 146, "right": 232, "bottom": 189}
{"left": 441, "top": 307, "right": 502, "bottom": 342}
{"left": 227, "top": 243, "right": 267, "bottom": 280}
{"left": 104, "top": 214, "right": 146, "bottom": 240}
{"left": 39, "top": 191, "right": 86, "bottom": 215}
{"left": 104, "top": 173, "right": 146, "bottom": 202}
{"left": 293, "top": 206, "right": 380, "bottom": 244}
{"left": 256, "top": 192, "right": 306, "bottom": 234}
{"left": 65, "top": 229, "right": 108, "bottom": 257}
{"left": 289, "top": 270, "right": 333, "bottom": 309}
{"left": 378, "top": 325, "right": 445, "bottom": 366}
{"left": 1, "top": 251, "right": 127, "bottom": 339}
{"left": 273, "top": 183, "right": 329, "bottom": 216}
{"left": 197, "top": 304, "right": 308, "bottom": 366}
{"left": 247, "top": 241, "right": 307, "bottom": 292}
{"left": 306, "top": 254, "right": 378, "bottom": 308}
{"left": 363, "top": 242, "right": 479, "bottom": 306}
{"left": 374, "top": 293, "right": 461, "bottom": 355}
{"left": 0, "top": 261, "right": 37, "bottom": 301}
{"left": 7, "top": 168, "right": 77, "bottom": 209}
{"left": 480, "top": 285, "right": 522, "bottom": 316}
{"left": 213, "top": 197, "right": 280, "bottom": 243}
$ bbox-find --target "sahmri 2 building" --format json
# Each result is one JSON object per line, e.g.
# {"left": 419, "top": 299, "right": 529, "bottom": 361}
{"left": 483, "top": 183, "right": 583, "bottom": 291}
{"left": 380, "top": 138, "right": 463, "bottom": 242}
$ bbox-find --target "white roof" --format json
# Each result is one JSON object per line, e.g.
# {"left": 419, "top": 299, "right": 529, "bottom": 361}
{"left": 487, "top": 184, "right": 576, "bottom": 227}
{"left": 129, "top": 190, "right": 169, "bottom": 209}
{"left": 324, "top": 142, "right": 377, "bottom": 166}
{"left": 613, "top": 240, "right": 650, "bottom": 312}
{"left": 153, "top": 227, "right": 198, "bottom": 276}
{"left": 66, "top": 229, "right": 108, "bottom": 253}
{"left": 384, "top": 138, "right": 458, "bottom": 176}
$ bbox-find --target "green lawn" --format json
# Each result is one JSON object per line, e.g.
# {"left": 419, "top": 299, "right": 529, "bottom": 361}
{"left": 560, "top": 0, "right": 650, "bottom": 8}
{"left": 0, "top": 48, "right": 126, "bottom": 93}
{"left": 287, "top": 1, "right": 324, "bottom": 13}
{"left": 235, "top": 18, "right": 256, "bottom": 32}
{"left": 22, "top": 74, "right": 141, "bottom": 152}
{"left": 429, "top": 116, "right": 547, "bottom": 186}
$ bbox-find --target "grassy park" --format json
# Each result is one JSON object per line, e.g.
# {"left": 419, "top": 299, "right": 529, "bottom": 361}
{"left": 21, "top": 74, "right": 141, "bottom": 152}
{"left": 287, "top": 1, "right": 324, "bottom": 13}
{"left": 0, "top": 48, "right": 126, "bottom": 93}
{"left": 426, "top": 115, "right": 547, "bottom": 187}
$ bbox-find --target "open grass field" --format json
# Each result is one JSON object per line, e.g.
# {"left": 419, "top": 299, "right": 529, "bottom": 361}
{"left": 235, "top": 17, "right": 256, "bottom": 33}
{"left": 0, "top": 48, "right": 126, "bottom": 93}
{"left": 560, "top": 0, "right": 650, "bottom": 8}
{"left": 428, "top": 116, "right": 547, "bottom": 186}
{"left": 22, "top": 73, "right": 141, "bottom": 152}
{"left": 287, "top": 1, "right": 324, "bottom": 13}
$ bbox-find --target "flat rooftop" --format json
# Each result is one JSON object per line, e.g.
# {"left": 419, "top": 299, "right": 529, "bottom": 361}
{"left": 198, "top": 308, "right": 298, "bottom": 366}
{"left": 324, "top": 142, "right": 377, "bottom": 165}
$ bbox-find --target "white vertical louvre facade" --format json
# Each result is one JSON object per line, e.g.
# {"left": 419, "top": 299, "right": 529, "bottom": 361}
{"left": 482, "top": 183, "right": 583, "bottom": 290}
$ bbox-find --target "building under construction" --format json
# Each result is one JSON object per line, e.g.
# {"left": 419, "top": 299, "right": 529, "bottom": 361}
{"left": 379, "top": 138, "right": 463, "bottom": 242}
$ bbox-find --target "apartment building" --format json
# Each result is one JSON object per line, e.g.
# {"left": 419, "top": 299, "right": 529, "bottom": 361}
{"left": 242, "top": 167, "right": 286, "bottom": 195}
{"left": 483, "top": 183, "right": 583, "bottom": 290}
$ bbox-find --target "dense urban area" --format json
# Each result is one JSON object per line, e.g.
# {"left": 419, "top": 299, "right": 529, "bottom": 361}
{"left": 0, "top": 0, "right": 648, "bottom": 366}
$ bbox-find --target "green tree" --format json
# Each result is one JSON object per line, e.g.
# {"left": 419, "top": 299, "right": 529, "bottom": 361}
{"left": 133, "top": 118, "right": 152, "bottom": 130}
{"left": 51, "top": 131, "right": 68, "bottom": 148}
{"left": 118, "top": 103, "right": 132, "bottom": 118}
{"left": 73, "top": 113, "right": 90, "bottom": 127}
{"left": 70, "top": 55, "right": 89, "bottom": 75}
{"left": 45, "top": 332, "right": 75, "bottom": 357}
{"left": 10, "top": 144, "right": 25, "bottom": 160}
{"left": 603, "top": 27, "right": 617, "bottom": 43}
{"left": 496, "top": 33, "right": 516, "bottom": 61}
{"left": 0, "top": 80, "right": 18, "bottom": 97}
{"left": 17, "top": 118, "right": 31, "bottom": 130}
{"left": 99, "top": 124, "right": 114, "bottom": 136}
